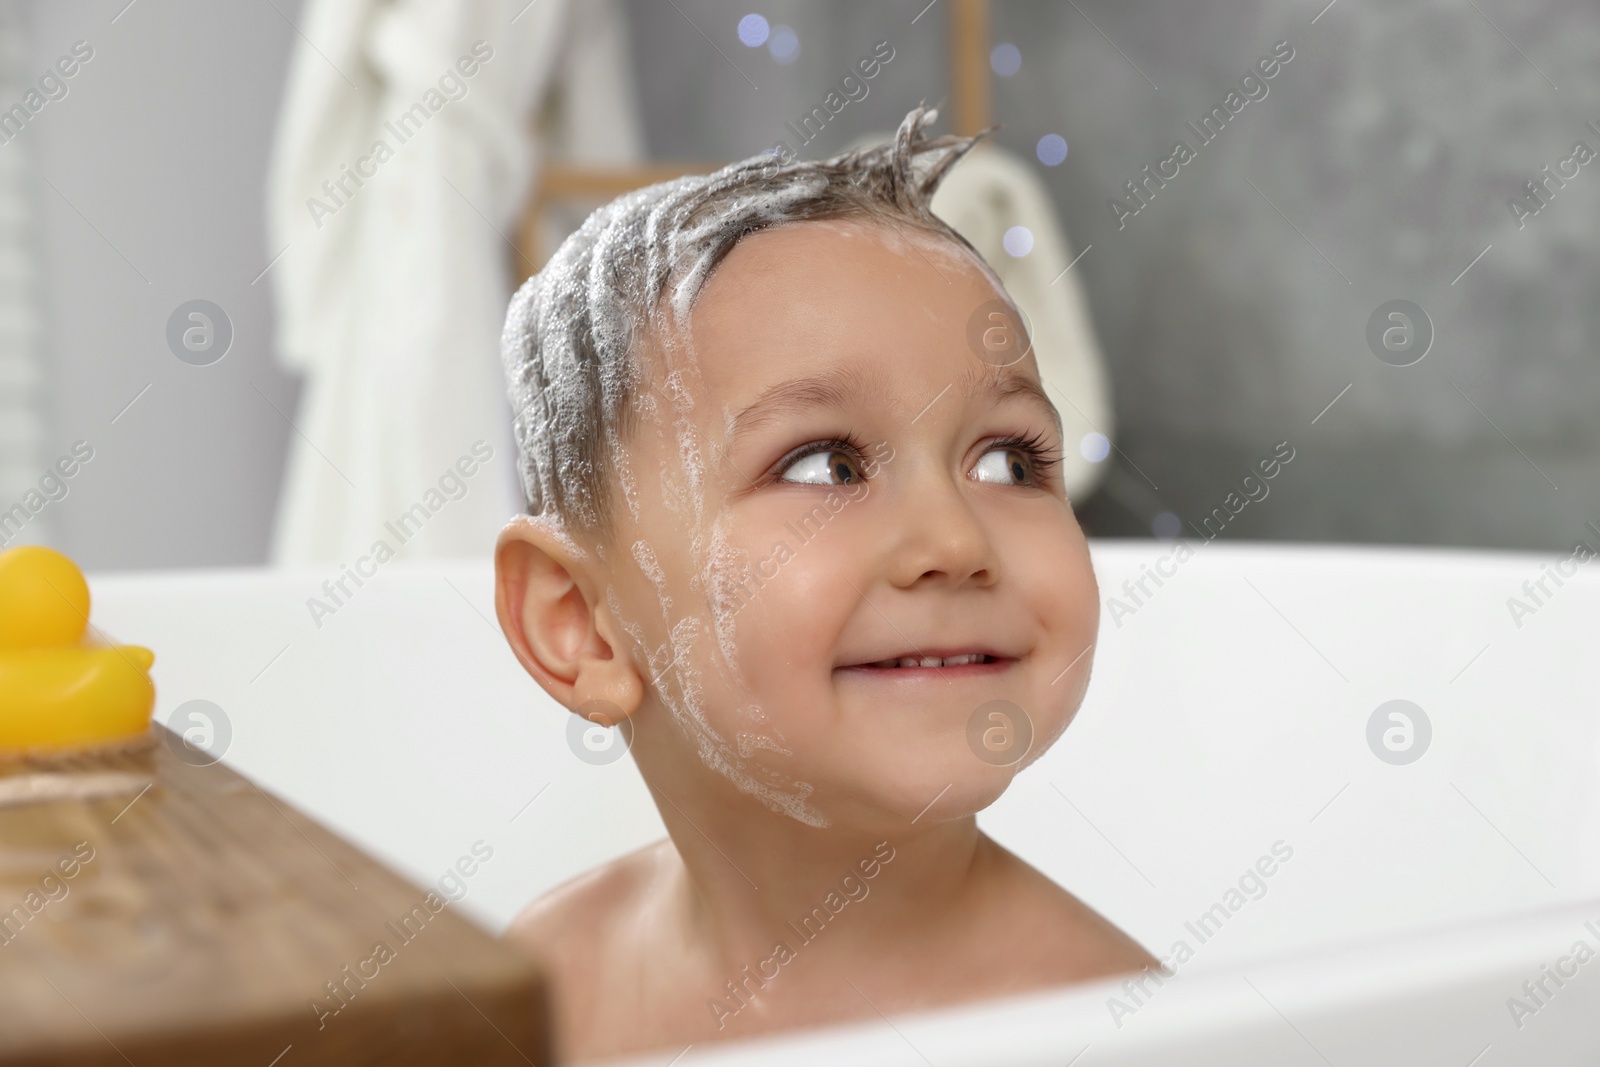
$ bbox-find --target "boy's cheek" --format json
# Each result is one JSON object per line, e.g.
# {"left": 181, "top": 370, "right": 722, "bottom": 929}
{"left": 726, "top": 542, "right": 852, "bottom": 687}
{"left": 1023, "top": 532, "right": 1101, "bottom": 664}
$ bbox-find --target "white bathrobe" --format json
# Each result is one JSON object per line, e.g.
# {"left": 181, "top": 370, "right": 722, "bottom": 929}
{"left": 265, "top": 0, "right": 642, "bottom": 564}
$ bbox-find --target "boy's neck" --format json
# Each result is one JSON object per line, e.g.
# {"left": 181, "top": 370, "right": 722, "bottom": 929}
{"left": 647, "top": 776, "right": 992, "bottom": 961}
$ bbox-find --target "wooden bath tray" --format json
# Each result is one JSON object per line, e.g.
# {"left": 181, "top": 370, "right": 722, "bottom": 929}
{"left": 0, "top": 726, "right": 551, "bottom": 1066}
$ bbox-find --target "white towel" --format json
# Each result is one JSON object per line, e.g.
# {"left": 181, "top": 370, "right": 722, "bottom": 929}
{"left": 265, "top": 0, "right": 642, "bottom": 564}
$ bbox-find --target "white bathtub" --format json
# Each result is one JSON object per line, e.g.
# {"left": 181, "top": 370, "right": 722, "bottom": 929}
{"left": 93, "top": 540, "right": 1600, "bottom": 1064}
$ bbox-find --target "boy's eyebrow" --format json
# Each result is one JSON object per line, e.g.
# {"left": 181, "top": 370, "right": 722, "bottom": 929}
{"left": 981, "top": 367, "right": 1064, "bottom": 438}
{"left": 726, "top": 365, "right": 869, "bottom": 445}
{"left": 727, "top": 362, "right": 1063, "bottom": 444}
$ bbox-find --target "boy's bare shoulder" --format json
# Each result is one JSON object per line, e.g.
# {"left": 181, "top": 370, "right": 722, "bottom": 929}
{"left": 979, "top": 836, "right": 1158, "bottom": 978}
{"left": 501, "top": 841, "right": 682, "bottom": 1060}
{"left": 502, "top": 839, "right": 670, "bottom": 963}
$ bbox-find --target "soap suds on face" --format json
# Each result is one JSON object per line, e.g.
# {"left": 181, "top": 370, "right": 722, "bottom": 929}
{"left": 620, "top": 314, "right": 830, "bottom": 829}
{"left": 659, "top": 647, "right": 825, "bottom": 827}
{"left": 631, "top": 539, "right": 672, "bottom": 617}
{"left": 658, "top": 461, "right": 689, "bottom": 519}
{"left": 701, "top": 511, "right": 750, "bottom": 686}
{"left": 630, "top": 520, "right": 826, "bottom": 826}
{"left": 737, "top": 731, "right": 792, "bottom": 759}
{"left": 608, "top": 585, "right": 652, "bottom": 671}
{"left": 524, "top": 512, "right": 586, "bottom": 559}
{"left": 608, "top": 425, "right": 641, "bottom": 524}
{"left": 581, "top": 274, "right": 834, "bottom": 832}
{"left": 661, "top": 367, "right": 695, "bottom": 412}
{"left": 677, "top": 422, "right": 706, "bottom": 527}
{"left": 700, "top": 515, "right": 800, "bottom": 776}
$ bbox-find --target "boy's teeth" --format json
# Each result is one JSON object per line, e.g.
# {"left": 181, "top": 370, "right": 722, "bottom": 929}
{"left": 871, "top": 653, "right": 989, "bottom": 668}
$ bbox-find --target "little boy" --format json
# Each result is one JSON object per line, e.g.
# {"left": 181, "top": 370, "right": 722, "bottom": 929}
{"left": 493, "top": 105, "right": 1154, "bottom": 1062}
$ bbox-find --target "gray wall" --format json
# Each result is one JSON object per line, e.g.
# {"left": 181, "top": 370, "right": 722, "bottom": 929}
{"left": 624, "top": 0, "right": 1600, "bottom": 551}
{"left": 25, "top": 0, "right": 300, "bottom": 570}
{"left": 21, "top": 0, "right": 1600, "bottom": 568}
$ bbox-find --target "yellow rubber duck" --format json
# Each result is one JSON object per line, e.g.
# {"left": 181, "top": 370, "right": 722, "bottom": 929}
{"left": 0, "top": 545, "right": 155, "bottom": 755}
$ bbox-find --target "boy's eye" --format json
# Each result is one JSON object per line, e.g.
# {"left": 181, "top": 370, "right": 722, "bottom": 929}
{"left": 778, "top": 448, "right": 864, "bottom": 486}
{"left": 972, "top": 446, "right": 1036, "bottom": 486}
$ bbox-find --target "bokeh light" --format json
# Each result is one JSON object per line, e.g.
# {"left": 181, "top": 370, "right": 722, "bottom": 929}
{"left": 769, "top": 24, "right": 800, "bottom": 63}
{"left": 991, "top": 43, "right": 1021, "bottom": 77}
{"left": 1003, "top": 225, "right": 1034, "bottom": 257}
{"left": 737, "top": 14, "right": 770, "bottom": 48}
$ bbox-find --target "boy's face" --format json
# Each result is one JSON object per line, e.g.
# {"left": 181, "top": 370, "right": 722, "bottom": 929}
{"left": 591, "top": 218, "right": 1098, "bottom": 830}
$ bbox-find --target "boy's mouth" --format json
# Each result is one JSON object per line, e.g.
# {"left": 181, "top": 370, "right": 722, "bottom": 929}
{"left": 839, "top": 649, "right": 1014, "bottom": 672}
{"left": 864, "top": 653, "right": 994, "bottom": 668}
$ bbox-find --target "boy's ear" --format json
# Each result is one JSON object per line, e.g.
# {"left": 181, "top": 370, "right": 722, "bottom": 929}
{"left": 494, "top": 516, "right": 643, "bottom": 723}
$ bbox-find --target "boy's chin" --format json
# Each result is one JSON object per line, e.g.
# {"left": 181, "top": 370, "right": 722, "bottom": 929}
{"left": 823, "top": 769, "right": 1017, "bottom": 830}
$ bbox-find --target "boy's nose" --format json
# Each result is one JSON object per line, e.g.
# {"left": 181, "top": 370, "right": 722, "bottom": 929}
{"left": 883, "top": 469, "right": 999, "bottom": 590}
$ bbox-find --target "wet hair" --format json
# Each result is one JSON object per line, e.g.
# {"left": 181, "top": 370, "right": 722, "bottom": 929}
{"left": 499, "top": 104, "right": 988, "bottom": 540}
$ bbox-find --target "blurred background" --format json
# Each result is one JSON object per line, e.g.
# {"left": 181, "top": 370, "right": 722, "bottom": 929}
{"left": 6, "top": 0, "right": 1598, "bottom": 571}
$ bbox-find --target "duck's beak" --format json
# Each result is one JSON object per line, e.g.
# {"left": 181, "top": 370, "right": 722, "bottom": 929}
{"left": 120, "top": 645, "right": 155, "bottom": 672}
